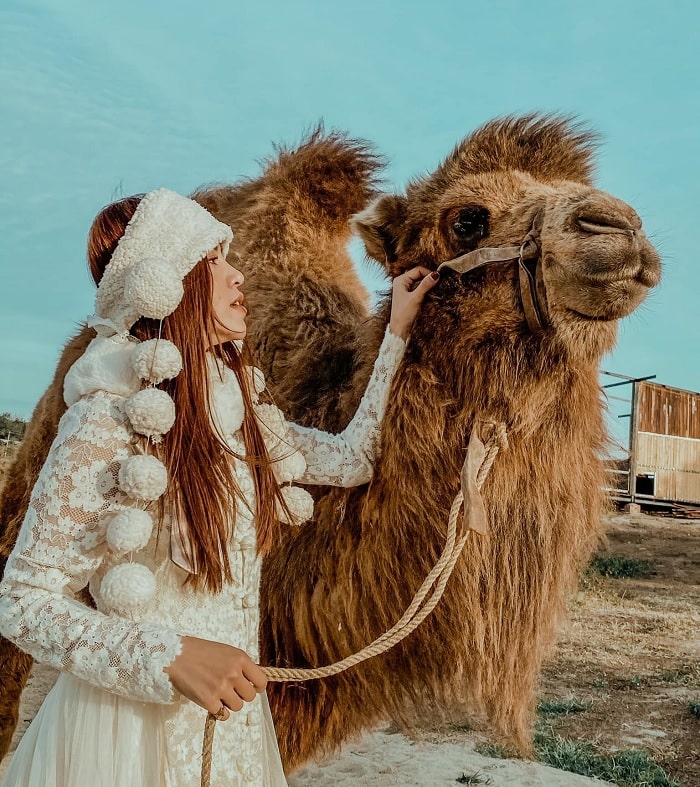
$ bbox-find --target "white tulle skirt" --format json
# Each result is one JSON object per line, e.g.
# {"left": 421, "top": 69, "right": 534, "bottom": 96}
{"left": 1, "top": 673, "right": 287, "bottom": 787}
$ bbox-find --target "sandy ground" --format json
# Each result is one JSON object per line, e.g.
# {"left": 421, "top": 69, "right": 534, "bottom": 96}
{"left": 538, "top": 511, "right": 700, "bottom": 786}
{"left": 288, "top": 728, "right": 612, "bottom": 786}
{"left": 1, "top": 510, "right": 695, "bottom": 784}
{"left": 0, "top": 665, "right": 610, "bottom": 786}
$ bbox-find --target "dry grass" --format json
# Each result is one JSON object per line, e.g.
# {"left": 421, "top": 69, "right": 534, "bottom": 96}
{"left": 427, "top": 511, "right": 699, "bottom": 786}
{"left": 0, "top": 457, "right": 10, "bottom": 489}
{"left": 536, "top": 512, "right": 699, "bottom": 786}
{"left": 1, "top": 476, "right": 697, "bottom": 785}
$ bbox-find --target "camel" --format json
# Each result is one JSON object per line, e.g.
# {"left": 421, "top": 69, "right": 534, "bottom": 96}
{"left": 0, "top": 116, "right": 661, "bottom": 772}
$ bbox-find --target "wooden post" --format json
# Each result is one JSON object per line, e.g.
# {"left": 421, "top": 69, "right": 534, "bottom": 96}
{"left": 628, "top": 381, "right": 640, "bottom": 504}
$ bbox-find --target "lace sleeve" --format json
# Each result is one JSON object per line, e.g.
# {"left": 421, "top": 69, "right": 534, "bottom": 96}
{"left": 0, "top": 392, "right": 182, "bottom": 704}
{"left": 285, "top": 326, "right": 406, "bottom": 487}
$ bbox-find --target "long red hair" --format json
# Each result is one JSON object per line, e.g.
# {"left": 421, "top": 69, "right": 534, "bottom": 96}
{"left": 87, "top": 195, "right": 286, "bottom": 592}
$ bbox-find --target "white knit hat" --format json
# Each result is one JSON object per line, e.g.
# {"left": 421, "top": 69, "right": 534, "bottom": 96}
{"left": 93, "top": 188, "right": 233, "bottom": 334}
{"left": 65, "top": 189, "right": 314, "bottom": 612}
{"left": 78, "top": 188, "right": 232, "bottom": 614}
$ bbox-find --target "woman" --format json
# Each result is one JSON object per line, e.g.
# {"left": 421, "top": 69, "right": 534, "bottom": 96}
{"left": 0, "top": 188, "right": 438, "bottom": 786}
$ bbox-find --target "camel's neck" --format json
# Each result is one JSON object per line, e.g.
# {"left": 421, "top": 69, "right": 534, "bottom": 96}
{"left": 372, "top": 300, "right": 612, "bottom": 526}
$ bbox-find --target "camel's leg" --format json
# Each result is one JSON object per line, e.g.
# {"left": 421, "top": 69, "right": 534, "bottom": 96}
{"left": 268, "top": 669, "right": 385, "bottom": 774}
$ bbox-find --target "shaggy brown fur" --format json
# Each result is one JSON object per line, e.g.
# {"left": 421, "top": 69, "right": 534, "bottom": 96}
{"left": 0, "top": 118, "right": 660, "bottom": 771}
{"left": 255, "top": 116, "right": 660, "bottom": 769}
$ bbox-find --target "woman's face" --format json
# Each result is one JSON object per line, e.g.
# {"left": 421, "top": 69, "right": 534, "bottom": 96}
{"left": 207, "top": 246, "right": 247, "bottom": 344}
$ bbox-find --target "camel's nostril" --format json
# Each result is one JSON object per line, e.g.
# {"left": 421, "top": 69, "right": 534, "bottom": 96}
{"left": 576, "top": 212, "right": 637, "bottom": 235}
{"left": 575, "top": 203, "right": 643, "bottom": 235}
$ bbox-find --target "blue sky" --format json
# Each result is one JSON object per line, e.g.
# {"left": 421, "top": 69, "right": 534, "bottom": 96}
{"left": 1, "top": 0, "right": 698, "bottom": 451}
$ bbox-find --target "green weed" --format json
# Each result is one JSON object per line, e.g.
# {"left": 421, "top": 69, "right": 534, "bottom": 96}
{"left": 449, "top": 722, "right": 474, "bottom": 733}
{"left": 456, "top": 773, "right": 492, "bottom": 785}
{"left": 474, "top": 742, "right": 514, "bottom": 759}
{"left": 658, "top": 665, "right": 699, "bottom": 686}
{"left": 589, "top": 555, "right": 655, "bottom": 579}
{"left": 613, "top": 674, "right": 648, "bottom": 690}
{"left": 534, "top": 731, "right": 680, "bottom": 786}
{"left": 537, "top": 697, "right": 591, "bottom": 716}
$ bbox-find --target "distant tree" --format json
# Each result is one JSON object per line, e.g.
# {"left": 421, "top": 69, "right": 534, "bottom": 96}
{"left": 0, "top": 413, "right": 27, "bottom": 443}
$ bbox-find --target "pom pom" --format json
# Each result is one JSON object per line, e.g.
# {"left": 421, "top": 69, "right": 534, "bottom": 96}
{"left": 279, "top": 485, "right": 315, "bottom": 526}
{"left": 118, "top": 455, "right": 168, "bottom": 501}
{"left": 256, "top": 404, "right": 307, "bottom": 482}
{"left": 274, "top": 449, "right": 307, "bottom": 484}
{"left": 255, "top": 404, "right": 285, "bottom": 444}
{"left": 209, "top": 367, "right": 245, "bottom": 436}
{"left": 124, "top": 258, "right": 183, "bottom": 320}
{"left": 132, "top": 339, "right": 182, "bottom": 384}
{"left": 100, "top": 563, "right": 156, "bottom": 611}
{"left": 125, "top": 388, "right": 176, "bottom": 439}
{"left": 106, "top": 509, "right": 154, "bottom": 554}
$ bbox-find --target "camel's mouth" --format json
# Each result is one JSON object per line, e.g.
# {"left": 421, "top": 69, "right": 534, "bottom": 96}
{"left": 563, "top": 287, "right": 649, "bottom": 322}
{"left": 564, "top": 307, "right": 616, "bottom": 323}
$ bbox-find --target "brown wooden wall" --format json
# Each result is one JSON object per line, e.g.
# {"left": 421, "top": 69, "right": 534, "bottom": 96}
{"left": 634, "top": 381, "right": 700, "bottom": 504}
{"left": 637, "top": 381, "right": 700, "bottom": 439}
{"left": 636, "top": 432, "right": 700, "bottom": 504}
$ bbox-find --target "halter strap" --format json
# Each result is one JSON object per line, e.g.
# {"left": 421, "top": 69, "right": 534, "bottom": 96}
{"left": 437, "top": 213, "right": 548, "bottom": 333}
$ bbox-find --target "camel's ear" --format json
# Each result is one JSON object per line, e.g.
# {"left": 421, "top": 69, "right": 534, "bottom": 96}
{"left": 351, "top": 195, "right": 408, "bottom": 270}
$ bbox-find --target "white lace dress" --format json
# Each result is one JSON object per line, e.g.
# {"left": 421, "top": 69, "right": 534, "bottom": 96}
{"left": 0, "top": 328, "right": 406, "bottom": 787}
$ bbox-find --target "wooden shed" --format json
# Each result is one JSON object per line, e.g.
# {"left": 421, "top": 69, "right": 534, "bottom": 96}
{"left": 629, "top": 380, "right": 700, "bottom": 505}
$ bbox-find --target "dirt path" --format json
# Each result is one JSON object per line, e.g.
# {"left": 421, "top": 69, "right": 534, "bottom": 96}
{"left": 1, "top": 667, "right": 610, "bottom": 786}
{"left": 536, "top": 512, "right": 700, "bottom": 786}
{"left": 1, "top": 512, "right": 697, "bottom": 784}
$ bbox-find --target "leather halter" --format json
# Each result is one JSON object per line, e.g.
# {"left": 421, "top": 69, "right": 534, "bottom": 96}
{"left": 437, "top": 213, "right": 549, "bottom": 333}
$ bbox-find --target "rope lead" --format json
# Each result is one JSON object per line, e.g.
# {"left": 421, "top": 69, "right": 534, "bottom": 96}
{"left": 201, "top": 420, "right": 506, "bottom": 786}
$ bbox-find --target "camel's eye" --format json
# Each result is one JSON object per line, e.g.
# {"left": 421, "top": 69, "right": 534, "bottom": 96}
{"left": 452, "top": 206, "right": 489, "bottom": 240}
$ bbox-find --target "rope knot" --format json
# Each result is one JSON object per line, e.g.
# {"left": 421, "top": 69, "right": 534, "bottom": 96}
{"left": 478, "top": 419, "right": 509, "bottom": 453}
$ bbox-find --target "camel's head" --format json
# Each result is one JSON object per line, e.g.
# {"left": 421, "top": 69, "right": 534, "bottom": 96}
{"left": 353, "top": 115, "right": 661, "bottom": 348}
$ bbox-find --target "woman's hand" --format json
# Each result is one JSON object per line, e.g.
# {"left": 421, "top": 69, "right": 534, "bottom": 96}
{"left": 164, "top": 635, "right": 267, "bottom": 720}
{"left": 388, "top": 266, "right": 440, "bottom": 340}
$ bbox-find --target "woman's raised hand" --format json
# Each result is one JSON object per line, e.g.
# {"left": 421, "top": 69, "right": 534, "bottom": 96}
{"left": 388, "top": 266, "right": 440, "bottom": 340}
{"left": 164, "top": 635, "right": 267, "bottom": 720}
